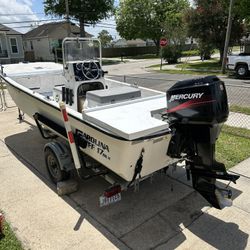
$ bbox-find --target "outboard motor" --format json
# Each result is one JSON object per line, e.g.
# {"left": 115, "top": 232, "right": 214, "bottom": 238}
{"left": 166, "top": 76, "right": 239, "bottom": 209}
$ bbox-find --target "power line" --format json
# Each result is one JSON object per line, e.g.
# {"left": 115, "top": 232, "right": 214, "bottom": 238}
{"left": 94, "top": 25, "right": 116, "bottom": 29}
{"left": 2, "top": 20, "right": 116, "bottom": 30}
{"left": 98, "top": 22, "right": 116, "bottom": 26}
{"left": 0, "top": 12, "right": 45, "bottom": 16}
{"left": 1, "top": 18, "right": 63, "bottom": 25}
{"left": 11, "top": 24, "right": 116, "bottom": 30}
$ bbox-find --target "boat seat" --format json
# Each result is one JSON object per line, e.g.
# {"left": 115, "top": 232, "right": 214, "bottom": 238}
{"left": 77, "top": 82, "right": 104, "bottom": 111}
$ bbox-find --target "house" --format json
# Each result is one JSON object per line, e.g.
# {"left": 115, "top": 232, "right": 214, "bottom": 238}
{"left": 0, "top": 24, "right": 24, "bottom": 64}
{"left": 23, "top": 21, "right": 92, "bottom": 62}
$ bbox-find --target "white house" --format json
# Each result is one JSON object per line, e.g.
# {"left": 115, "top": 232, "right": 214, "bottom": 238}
{"left": 23, "top": 21, "right": 92, "bottom": 62}
{"left": 0, "top": 24, "right": 24, "bottom": 64}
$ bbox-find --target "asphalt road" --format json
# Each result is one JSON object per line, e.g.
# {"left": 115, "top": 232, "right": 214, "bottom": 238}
{"left": 108, "top": 72, "right": 250, "bottom": 107}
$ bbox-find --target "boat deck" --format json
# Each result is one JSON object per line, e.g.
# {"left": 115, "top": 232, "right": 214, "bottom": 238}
{"left": 2, "top": 62, "right": 169, "bottom": 140}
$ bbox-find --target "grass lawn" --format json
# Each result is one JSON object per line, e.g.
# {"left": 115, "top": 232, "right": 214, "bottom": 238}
{"left": 176, "top": 59, "right": 221, "bottom": 71}
{"left": 102, "top": 59, "right": 125, "bottom": 65}
{"left": 217, "top": 125, "right": 250, "bottom": 169}
{"left": 230, "top": 105, "right": 250, "bottom": 116}
{"left": 0, "top": 219, "right": 23, "bottom": 250}
{"left": 148, "top": 59, "right": 225, "bottom": 75}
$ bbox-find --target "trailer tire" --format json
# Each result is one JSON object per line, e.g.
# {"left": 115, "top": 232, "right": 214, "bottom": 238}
{"left": 236, "top": 64, "right": 248, "bottom": 78}
{"left": 45, "top": 147, "right": 69, "bottom": 183}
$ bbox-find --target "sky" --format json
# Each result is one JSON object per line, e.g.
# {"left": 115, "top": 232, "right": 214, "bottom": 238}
{"left": 0, "top": 0, "right": 119, "bottom": 39}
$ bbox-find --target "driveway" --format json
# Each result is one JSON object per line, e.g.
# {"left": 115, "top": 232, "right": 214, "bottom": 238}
{"left": 0, "top": 91, "right": 249, "bottom": 249}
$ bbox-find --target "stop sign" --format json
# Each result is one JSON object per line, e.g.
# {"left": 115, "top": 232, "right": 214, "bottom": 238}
{"left": 160, "top": 38, "right": 168, "bottom": 47}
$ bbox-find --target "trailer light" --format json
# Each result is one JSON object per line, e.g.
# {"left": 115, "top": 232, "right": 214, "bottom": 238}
{"left": 104, "top": 185, "right": 121, "bottom": 198}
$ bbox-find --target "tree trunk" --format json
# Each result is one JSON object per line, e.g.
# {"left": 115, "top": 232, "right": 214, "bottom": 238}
{"left": 79, "top": 17, "right": 85, "bottom": 37}
{"left": 219, "top": 48, "right": 224, "bottom": 63}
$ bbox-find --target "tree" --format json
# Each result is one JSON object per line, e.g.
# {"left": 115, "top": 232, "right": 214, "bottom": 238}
{"left": 185, "top": 0, "right": 244, "bottom": 62}
{"left": 97, "top": 30, "right": 113, "bottom": 47}
{"left": 236, "top": 0, "right": 250, "bottom": 21}
{"left": 197, "top": 40, "right": 214, "bottom": 60}
{"left": 115, "top": 0, "right": 189, "bottom": 54}
{"left": 44, "top": 0, "right": 114, "bottom": 37}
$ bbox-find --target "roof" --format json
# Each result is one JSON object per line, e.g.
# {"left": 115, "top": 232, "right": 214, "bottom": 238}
{"left": 24, "top": 21, "right": 92, "bottom": 39}
{"left": 0, "top": 23, "right": 22, "bottom": 35}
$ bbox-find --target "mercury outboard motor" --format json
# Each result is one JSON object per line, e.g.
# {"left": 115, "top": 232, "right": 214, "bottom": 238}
{"left": 166, "top": 76, "right": 239, "bottom": 209}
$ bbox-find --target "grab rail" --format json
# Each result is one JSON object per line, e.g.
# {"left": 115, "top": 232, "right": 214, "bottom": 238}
{"left": 0, "top": 65, "right": 16, "bottom": 111}
{"left": 0, "top": 76, "right": 6, "bottom": 112}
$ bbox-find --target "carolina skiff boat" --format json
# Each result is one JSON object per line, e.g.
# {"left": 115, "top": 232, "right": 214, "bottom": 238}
{"left": 0, "top": 38, "right": 239, "bottom": 209}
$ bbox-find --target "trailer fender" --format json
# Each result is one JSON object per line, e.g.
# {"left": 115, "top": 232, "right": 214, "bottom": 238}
{"left": 44, "top": 141, "right": 75, "bottom": 172}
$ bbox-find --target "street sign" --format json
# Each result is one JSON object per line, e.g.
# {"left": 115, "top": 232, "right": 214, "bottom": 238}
{"left": 160, "top": 38, "right": 168, "bottom": 47}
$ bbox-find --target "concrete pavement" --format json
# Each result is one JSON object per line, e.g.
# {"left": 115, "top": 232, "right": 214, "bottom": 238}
{"left": 0, "top": 95, "right": 249, "bottom": 249}
{"left": 103, "top": 58, "right": 160, "bottom": 76}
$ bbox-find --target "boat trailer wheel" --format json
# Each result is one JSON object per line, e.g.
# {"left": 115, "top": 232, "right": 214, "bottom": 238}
{"left": 44, "top": 147, "right": 69, "bottom": 183}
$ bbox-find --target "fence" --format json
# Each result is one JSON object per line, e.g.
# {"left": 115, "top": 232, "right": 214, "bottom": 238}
{"left": 54, "top": 44, "right": 197, "bottom": 62}
{"left": 54, "top": 46, "right": 158, "bottom": 62}
{"left": 108, "top": 75, "right": 250, "bottom": 138}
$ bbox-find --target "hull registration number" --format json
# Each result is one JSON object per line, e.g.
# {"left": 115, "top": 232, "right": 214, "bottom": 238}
{"left": 99, "top": 193, "right": 121, "bottom": 207}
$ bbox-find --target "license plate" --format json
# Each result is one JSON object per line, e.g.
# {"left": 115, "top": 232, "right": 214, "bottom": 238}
{"left": 99, "top": 193, "right": 121, "bottom": 207}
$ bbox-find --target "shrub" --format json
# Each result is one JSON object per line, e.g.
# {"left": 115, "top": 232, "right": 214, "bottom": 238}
{"left": 198, "top": 41, "right": 215, "bottom": 60}
{"left": 162, "top": 44, "right": 182, "bottom": 64}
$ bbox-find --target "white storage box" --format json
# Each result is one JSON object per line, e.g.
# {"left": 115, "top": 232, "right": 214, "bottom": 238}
{"left": 86, "top": 86, "right": 141, "bottom": 107}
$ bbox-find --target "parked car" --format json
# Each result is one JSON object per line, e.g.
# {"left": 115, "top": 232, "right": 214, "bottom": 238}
{"left": 227, "top": 53, "right": 250, "bottom": 78}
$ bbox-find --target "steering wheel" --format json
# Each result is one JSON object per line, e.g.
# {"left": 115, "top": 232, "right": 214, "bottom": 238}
{"left": 79, "top": 60, "right": 100, "bottom": 80}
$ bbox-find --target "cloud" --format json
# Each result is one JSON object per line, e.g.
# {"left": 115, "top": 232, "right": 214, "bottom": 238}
{"left": 0, "top": 0, "right": 39, "bottom": 33}
{"left": 0, "top": 0, "right": 119, "bottom": 37}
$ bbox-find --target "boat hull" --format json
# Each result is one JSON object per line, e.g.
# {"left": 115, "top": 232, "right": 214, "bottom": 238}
{"left": 7, "top": 82, "right": 173, "bottom": 181}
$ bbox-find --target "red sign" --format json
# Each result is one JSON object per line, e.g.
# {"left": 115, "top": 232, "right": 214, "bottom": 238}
{"left": 160, "top": 38, "right": 168, "bottom": 47}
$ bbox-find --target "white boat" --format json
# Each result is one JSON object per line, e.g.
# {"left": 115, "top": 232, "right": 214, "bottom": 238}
{"left": 0, "top": 38, "right": 239, "bottom": 209}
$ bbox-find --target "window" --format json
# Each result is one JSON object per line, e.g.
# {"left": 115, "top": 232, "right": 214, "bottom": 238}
{"left": 0, "top": 41, "right": 2, "bottom": 54}
{"left": 30, "top": 41, "right": 34, "bottom": 50}
{"left": 10, "top": 38, "right": 18, "bottom": 53}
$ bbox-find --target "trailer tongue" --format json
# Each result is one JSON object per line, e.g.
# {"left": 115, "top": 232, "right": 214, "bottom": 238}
{"left": 165, "top": 76, "right": 239, "bottom": 209}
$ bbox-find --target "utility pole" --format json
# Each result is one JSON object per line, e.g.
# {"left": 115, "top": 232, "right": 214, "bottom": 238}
{"left": 65, "top": 0, "right": 70, "bottom": 37}
{"left": 221, "top": 0, "right": 234, "bottom": 74}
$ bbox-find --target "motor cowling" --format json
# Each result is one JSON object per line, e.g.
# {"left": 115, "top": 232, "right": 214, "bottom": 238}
{"left": 166, "top": 76, "right": 239, "bottom": 209}
{"left": 166, "top": 75, "right": 229, "bottom": 125}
